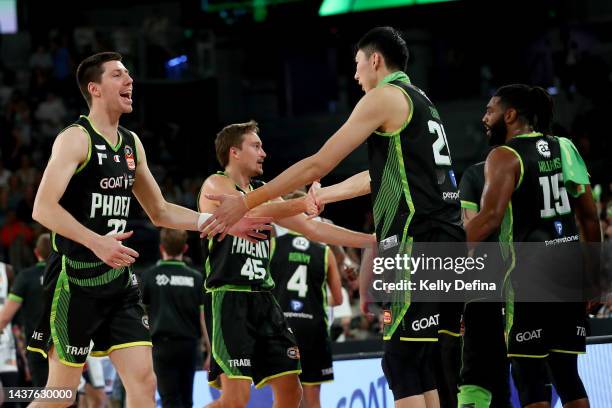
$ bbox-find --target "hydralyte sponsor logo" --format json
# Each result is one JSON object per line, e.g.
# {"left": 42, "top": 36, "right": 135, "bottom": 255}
{"left": 516, "top": 329, "right": 542, "bottom": 342}
{"left": 411, "top": 314, "right": 439, "bottom": 331}
{"left": 448, "top": 170, "right": 457, "bottom": 188}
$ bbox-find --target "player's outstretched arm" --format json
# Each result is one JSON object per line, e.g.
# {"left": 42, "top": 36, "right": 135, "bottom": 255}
{"left": 465, "top": 147, "right": 519, "bottom": 243}
{"left": 202, "top": 88, "right": 393, "bottom": 234}
{"left": 197, "top": 175, "right": 273, "bottom": 242}
{"left": 317, "top": 170, "right": 371, "bottom": 205}
{"left": 277, "top": 214, "right": 376, "bottom": 249}
{"left": 32, "top": 127, "right": 139, "bottom": 268}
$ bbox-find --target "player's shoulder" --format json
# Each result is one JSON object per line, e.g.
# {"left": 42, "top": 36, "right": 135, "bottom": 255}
{"left": 202, "top": 173, "right": 234, "bottom": 191}
{"left": 464, "top": 161, "right": 485, "bottom": 177}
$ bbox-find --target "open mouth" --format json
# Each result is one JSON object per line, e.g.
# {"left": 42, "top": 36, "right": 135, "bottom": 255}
{"left": 119, "top": 90, "right": 132, "bottom": 103}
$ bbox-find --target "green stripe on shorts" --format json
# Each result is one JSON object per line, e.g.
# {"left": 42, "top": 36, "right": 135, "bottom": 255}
{"left": 211, "top": 291, "right": 242, "bottom": 377}
{"left": 50, "top": 256, "right": 74, "bottom": 363}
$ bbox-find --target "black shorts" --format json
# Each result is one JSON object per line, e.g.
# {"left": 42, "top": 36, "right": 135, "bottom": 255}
{"left": 506, "top": 302, "right": 587, "bottom": 358}
{"left": 206, "top": 290, "right": 301, "bottom": 389}
{"left": 27, "top": 252, "right": 152, "bottom": 367}
{"left": 382, "top": 339, "right": 437, "bottom": 400}
{"left": 291, "top": 324, "right": 333, "bottom": 385}
{"left": 461, "top": 301, "right": 510, "bottom": 406}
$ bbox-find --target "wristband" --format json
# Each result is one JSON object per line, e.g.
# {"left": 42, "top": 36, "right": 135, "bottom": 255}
{"left": 197, "top": 213, "right": 212, "bottom": 229}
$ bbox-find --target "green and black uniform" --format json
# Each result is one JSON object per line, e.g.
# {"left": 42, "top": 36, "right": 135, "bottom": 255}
{"left": 270, "top": 232, "right": 334, "bottom": 385}
{"left": 28, "top": 115, "right": 151, "bottom": 367}
{"left": 200, "top": 172, "right": 300, "bottom": 389}
{"left": 499, "top": 133, "right": 590, "bottom": 407}
{"left": 367, "top": 72, "right": 464, "bottom": 400}
{"left": 141, "top": 260, "right": 204, "bottom": 408}
{"left": 9, "top": 262, "right": 48, "bottom": 386}
{"left": 500, "top": 134, "right": 588, "bottom": 358}
{"left": 458, "top": 162, "right": 511, "bottom": 408}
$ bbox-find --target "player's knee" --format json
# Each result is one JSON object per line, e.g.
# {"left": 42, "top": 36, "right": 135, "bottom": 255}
{"left": 548, "top": 353, "right": 587, "bottom": 404}
{"left": 510, "top": 357, "right": 549, "bottom": 406}
{"left": 222, "top": 392, "right": 250, "bottom": 408}
{"left": 288, "top": 380, "right": 303, "bottom": 405}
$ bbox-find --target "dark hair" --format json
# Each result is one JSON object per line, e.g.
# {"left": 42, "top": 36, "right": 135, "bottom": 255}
{"left": 160, "top": 228, "right": 187, "bottom": 257}
{"left": 36, "top": 233, "right": 51, "bottom": 260}
{"left": 494, "top": 84, "right": 554, "bottom": 134}
{"left": 76, "top": 52, "right": 123, "bottom": 107}
{"left": 357, "top": 27, "right": 409, "bottom": 71}
{"left": 215, "top": 120, "right": 259, "bottom": 168}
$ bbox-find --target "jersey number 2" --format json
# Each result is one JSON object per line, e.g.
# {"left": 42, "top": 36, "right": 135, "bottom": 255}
{"left": 287, "top": 265, "right": 308, "bottom": 298}
{"left": 107, "top": 219, "right": 127, "bottom": 235}
{"left": 428, "top": 120, "right": 451, "bottom": 166}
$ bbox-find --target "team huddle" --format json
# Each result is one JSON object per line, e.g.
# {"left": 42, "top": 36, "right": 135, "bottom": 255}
{"left": 18, "top": 25, "right": 602, "bottom": 408}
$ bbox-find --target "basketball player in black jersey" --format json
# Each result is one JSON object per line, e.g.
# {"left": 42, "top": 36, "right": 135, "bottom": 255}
{"left": 466, "top": 85, "right": 601, "bottom": 408}
{"left": 28, "top": 52, "right": 270, "bottom": 408}
{"left": 199, "top": 121, "right": 376, "bottom": 408}
{"left": 270, "top": 226, "right": 343, "bottom": 408}
{"left": 203, "top": 27, "right": 464, "bottom": 408}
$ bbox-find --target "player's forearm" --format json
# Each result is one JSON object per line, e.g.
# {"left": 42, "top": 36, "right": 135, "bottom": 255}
{"left": 32, "top": 201, "right": 100, "bottom": 249}
{"left": 319, "top": 171, "right": 371, "bottom": 204}
{"left": 465, "top": 210, "right": 502, "bottom": 243}
{"left": 307, "top": 221, "right": 375, "bottom": 248}
{"left": 359, "top": 246, "right": 376, "bottom": 300}
{"left": 246, "top": 155, "right": 329, "bottom": 210}
{"left": 150, "top": 202, "right": 200, "bottom": 231}
{"left": 248, "top": 198, "right": 307, "bottom": 220}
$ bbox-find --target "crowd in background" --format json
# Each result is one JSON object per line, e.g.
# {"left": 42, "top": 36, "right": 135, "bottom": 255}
{"left": 1, "top": 23, "right": 611, "bottom": 344}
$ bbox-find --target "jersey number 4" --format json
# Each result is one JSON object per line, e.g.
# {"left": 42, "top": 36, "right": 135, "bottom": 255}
{"left": 428, "top": 120, "right": 451, "bottom": 166}
{"left": 539, "top": 173, "right": 571, "bottom": 218}
{"left": 287, "top": 265, "right": 308, "bottom": 298}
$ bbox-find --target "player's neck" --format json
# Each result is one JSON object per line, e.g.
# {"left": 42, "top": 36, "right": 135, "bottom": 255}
{"left": 162, "top": 255, "right": 183, "bottom": 261}
{"left": 507, "top": 125, "right": 535, "bottom": 141}
{"left": 87, "top": 106, "right": 121, "bottom": 145}
{"left": 223, "top": 166, "right": 251, "bottom": 191}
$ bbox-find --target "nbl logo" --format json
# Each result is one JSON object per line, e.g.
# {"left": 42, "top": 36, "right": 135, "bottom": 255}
{"left": 554, "top": 221, "right": 563, "bottom": 237}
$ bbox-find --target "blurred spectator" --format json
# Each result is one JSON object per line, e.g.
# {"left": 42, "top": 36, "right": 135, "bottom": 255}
{"left": 0, "top": 210, "right": 34, "bottom": 250}
{"left": 35, "top": 92, "right": 67, "bottom": 140}
{"left": 0, "top": 160, "right": 11, "bottom": 189}
{"left": 29, "top": 45, "right": 54, "bottom": 72}
{"left": 15, "top": 155, "right": 38, "bottom": 188}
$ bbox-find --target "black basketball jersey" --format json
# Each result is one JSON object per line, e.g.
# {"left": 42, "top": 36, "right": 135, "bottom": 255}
{"left": 367, "top": 78, "right": 462, "bottom": 249}
{"left": 270, "top": 232, "right": 329, "bottom": 331}
{"left": 200, "top": 173, "right": 273, "bottom": 290}
{"left": 502, "top": 133, "right": 579, "bottom": 243}
{"left": 53, "top": 115, "right": 137, "bottom": 261}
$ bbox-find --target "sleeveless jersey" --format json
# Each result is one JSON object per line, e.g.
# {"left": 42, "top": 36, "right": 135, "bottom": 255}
{"left": 200, "top": 173, "right": 273, "bottom": 290}
{"left": 0, "top": 263, "right": 17, "bottom": 373}
{"left": 502, "top": 133, "right": 579, "bottom": 243}
{"left": 367, "top": 79, "right": 462, "bottom": 249}
{"left": 270, "top": 233, "right": 329, "bottom": 332}
{"left": 53, "top": 115, "right": 137, "bottom": 261}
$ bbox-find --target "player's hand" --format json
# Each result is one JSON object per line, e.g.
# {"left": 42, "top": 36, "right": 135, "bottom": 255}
{"left": 225, "top": 216, "right": 274, "bottom": 243}
{"left": 360, "top": 297, "right": 375, "bottom": 322}
{"left": 307, "top": 181, "right": 324, "bottom": 217}
{"left": 92, "top": 231, "right": 139, "bottom": 269}
{"left": 201, "top": 193, "right": 249, "bottom": 240}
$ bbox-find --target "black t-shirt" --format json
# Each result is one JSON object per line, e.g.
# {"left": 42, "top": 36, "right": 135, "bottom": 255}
{"left": 141, "top": 260, "right": 204, "bottom": 341}
{"left": 9, "top": 262, "right": 45, "bottom": 340}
